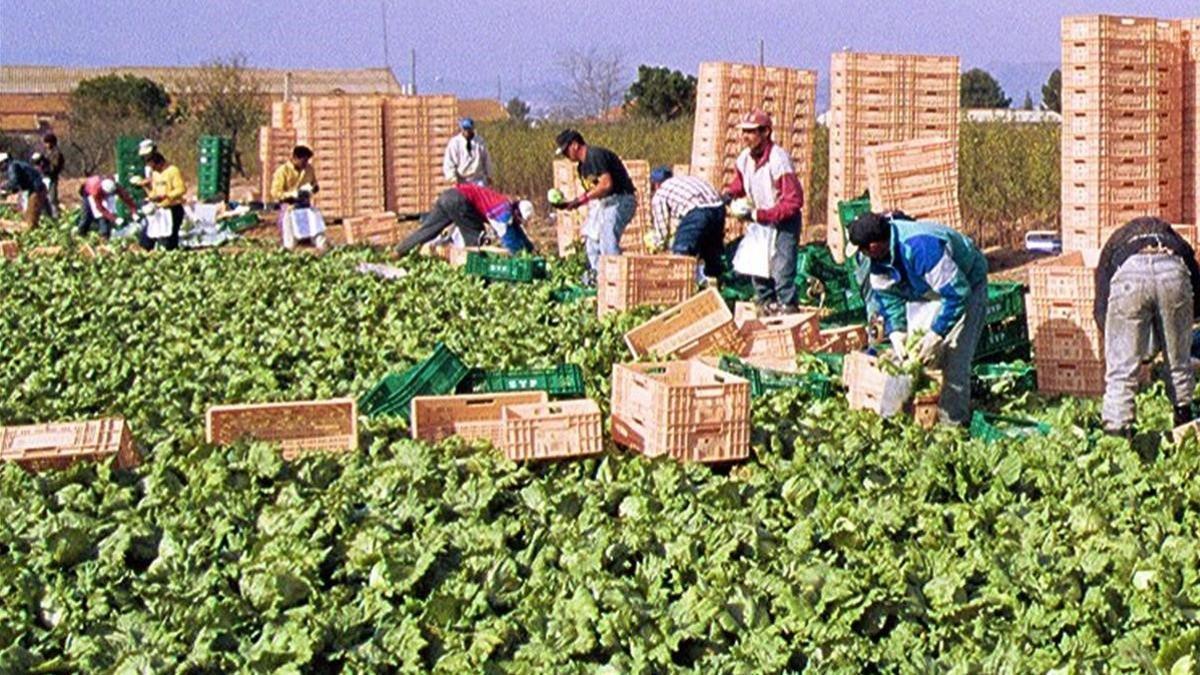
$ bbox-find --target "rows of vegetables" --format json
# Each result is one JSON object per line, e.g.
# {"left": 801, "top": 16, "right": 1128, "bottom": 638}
{"left": 0, "top": 214, "right": 1198, "bottom": 672}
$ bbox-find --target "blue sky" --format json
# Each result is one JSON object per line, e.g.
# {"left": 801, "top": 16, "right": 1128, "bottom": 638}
{"left": 2, "top": 1, "right": 1196, "bottom": 108}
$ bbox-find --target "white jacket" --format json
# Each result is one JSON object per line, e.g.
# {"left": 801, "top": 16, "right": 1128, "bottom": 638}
{"left": 442, "top": 133, "right": 492, "bottom": 185}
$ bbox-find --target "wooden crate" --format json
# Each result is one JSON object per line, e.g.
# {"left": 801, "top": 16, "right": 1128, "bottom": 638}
{"left": 343, "top": 211, "right": 402, "bottom": 247}
{"left": 410, "top": 391, "right": 546, "bottom": 447}
{"left": 1184, "top": 19, "right": 1200, "bottom": 225}
{"left": 1036, "top": 358, "right": 1107, "bottom": 396}
{"left": 738, "top": 312, "right": 822, "bottom": 359}
{"left": 864, "top": 136, "right": 962, "bottom": 229}
{"left": 0, "top": 240, "right": 17, "bottom": 260}
{"left": 621, "top": 160, "right": 652, "bottom": 254}
{"left": 0, "top": 418, "right": 139, "bottom": 472}
{"left": 597, "top": 254, "right": 697, "bottom": 316}
{"left": 552, "top": 159, "right": 586, "bottom": 252}
{"left": 1027, "top": 249, "right": 1102, "bottom": 302}
{"left": 501, "top": 399, "right": 603, "bottom": 461}
{"left": 624, "top": 288, "right": 744, "bottom": 359}
{"left": 610, "top": 360, "right": 750, "bottom": 463}
{"left": 814, "top": 324, "right": 870, "bottom": 354}
{"left": 258, "top": 127, "right": 297, "bottom": 202}
{"left": 206, "top": 398, "right": 358, "bottom": 460}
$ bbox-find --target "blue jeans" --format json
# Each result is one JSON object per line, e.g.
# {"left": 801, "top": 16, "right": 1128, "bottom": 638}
{"left": 584, "top": 193, "right": 636, "bottom": 271}
{"left": 500, "top": 224, "right": 534, "bottom": 254}
{"left": 672, "top": 205, "right": 725, "bottom": 279}
{"left": 752, "top": 215, "right": 800, "bottom": 306}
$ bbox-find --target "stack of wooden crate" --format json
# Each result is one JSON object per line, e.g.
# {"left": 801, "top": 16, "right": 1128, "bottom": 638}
{"left": 1184, "top": 19, "right": 1200, "bottom": 225}
{"left": 1026, "top": 251, "right": 1107, "bottom": 395}
{"left": 301, "top": 96, "right": 387, "bottom": 218}
{"left": 552, "top": 157, "right": 652, "bottom": 255}
{"left": 827, "top": 52, "right": 960, "bottom": 260}
{"left": 257, "top": 126, "right": 296, "bottom": 203}
{"left": 864, "top": 137, "right": 962, "bottom": 228}
{"left": 384, "top": 95, "right": 457, "bottom": 215}
{"left": 689, "top": 62, "right": 817, "bottom": 214}
{"left": 1060, "top": 15, "right": 1184, "bottom": 251}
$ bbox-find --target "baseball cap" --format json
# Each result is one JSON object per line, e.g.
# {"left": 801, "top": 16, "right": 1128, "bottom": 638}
{"left": 100, "top": 178, "right": 117, "bottom": 194}
{"left": 650, "top": 165, "right": 673, "bottom": 185}
{"left": 846, "top": 212, "right": 891, "bottom": 258}
{"left": 736, "top": 110, "right": 773, "bottom": 130}
{"left": 460, "top": 117, "right": 475, "bottom": 130}
{"left": 554, "top": 128, "right": 583, "bottom": 156}
{"left": 137, "top": 139, "right": 156, "bottom": 157}
{"left": 517, "top": 200, "right": 534, "bottom": 222}
{"left": 0, "top": 152, "right": 9, "bottom": 164}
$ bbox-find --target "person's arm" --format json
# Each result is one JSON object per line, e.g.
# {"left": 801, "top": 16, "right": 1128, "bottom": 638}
{"left": 305, "top": 166, "right": 319, "bottom": 194}
{"left": 51, "top": 151, "right": 64, "bottom": 177}
{"left": 90, "top": 194, "right": 116, "bottom": 222}
{"left": 873, "top": 287, "right": 908, "bottom": 335}
{"left": 754, "top": 172, "right": 803, "bottom": 225}
{"left": 164, "top": 167, "right": 185, "bottom": 202}
{"left": 910, "top": 238, "right": 974, "bottom": 337}
{"left": 1093, "top": 242, "right": 1117, "bottom": 334}
{"left": 443, "top": 138, "right": 460, "bottom": 182}
{"left": 722, "top": 167, "right": 745, "bottom": 201}
{"left": 650, "top": 191, "right": 671, "bottom": 249}
{"left": 115, "top": 187, "right": 137, "bottom": 215}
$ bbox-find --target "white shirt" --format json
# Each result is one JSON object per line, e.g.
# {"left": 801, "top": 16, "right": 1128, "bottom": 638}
{"left": 734, "top": 144, "right": 795, "bottom": 215}
{"left": 442, "top": 133, "right": 492, "bottom": 185}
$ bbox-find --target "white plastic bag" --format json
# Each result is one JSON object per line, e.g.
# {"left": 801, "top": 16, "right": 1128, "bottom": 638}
{"left": 287, "top": 207, "right": 326, "bottom": 239}
{"left": 145, "top": 208, "right": 173, "bottom": 239}
{"left": 732, "top": 222, "right": 776, "bottom": 278}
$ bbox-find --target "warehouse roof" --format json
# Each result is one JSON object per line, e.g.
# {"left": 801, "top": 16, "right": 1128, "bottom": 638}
{"left": 0, "top": 65, "right": 404, "bottom": 96}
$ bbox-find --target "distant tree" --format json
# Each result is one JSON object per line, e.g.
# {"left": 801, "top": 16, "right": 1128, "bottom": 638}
{"left": 1022, "top": 91, "right": 1034, "bottom": 110}
{"left": 505, "top": 97, "right": 531, "bottom": 122}
{"left": 1041, "top": 69, "right": 1061, "bottom": 113}
{"left": 960, "top": 68, "right": 1011, "bottom": 109}
{"left": 557, "top": 47, "right": 627, "bottom": 119}
{"left": 624, "top": 65, "right": 696, "bottom": 121}
{"left": 177, "top": 55, "right": 267, "bottom": 177}
{"left": 66, "top": 74, "right": 175, "bottom": 173}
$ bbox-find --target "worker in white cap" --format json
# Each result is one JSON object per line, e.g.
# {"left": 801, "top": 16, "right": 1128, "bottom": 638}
{"left": 442, "top": 117, "right": 492, "bottom": 186}
{"left": 396, "top": 183, "right": 534, "bottom": 257}
{"left": 127, "top": 139, "right": 156, "bottom": 188}
{"left": 0, "top": 152, "right": 50, "bottom": 229}
{"left": 77, "top": 174, "right": 137, "bottom": 239}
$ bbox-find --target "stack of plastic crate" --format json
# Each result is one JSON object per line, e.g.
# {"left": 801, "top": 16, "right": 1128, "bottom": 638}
{"left": 383, "top": 95, "right": 457, "bottom": 215}
{"left": 864, "top": 137, "right": 962, "bottom": 229}
{"left": 1184, "top": 19, "right": 1200, "bottom": 225}
{"left": 114, "top": 135, "right": 146, "bottom": 220}
{"left": 295, "top": 96, "right": 387, "bottom": 219}
{"left": 689, "top": 62, "right": 817, "bottom": 215}
{"left": 1060, "top": 15, "right": 1184, "bottom": 251}
{"left": 197, "top": 135, "right": 233, "bottom": 202}
{"left": 827, "top": 52, "right": 960, "bottom": 260}
{"left": 1026, "top": 251, "right": 1106, "bottom": 395}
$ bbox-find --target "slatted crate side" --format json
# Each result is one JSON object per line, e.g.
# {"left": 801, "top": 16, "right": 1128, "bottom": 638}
{"left": 0, "top": 418, "right": 138, "bottom": 471}
{"left": 597, "top": 254, "right": 698, "bottom": 316}
{"left": 258, "top": 127, "right": 297, "bottom": 201}
{"left": 343, "top": 211, "right": 401, "bottom": 246}
{"left": 1035, "top": 357, "right": 1107, "bottom": 396}
{"left": 205, "top": 399, "right": 358, "bottom": 459}
{"left": 1062, "top": 14, "right": 1173, "bottom": 43}
{"left": 1185, "top": 20, "right": 1200, "bottom": 224}
{"left": 501, "top": 399, "right": 603, "bottom": 461}
{"left": 738, "top": 312, "right": 823, "bottom": 360}
{"left": 552, "top": 159, "right": 588, "bottom": 247}
{"left": 1027, "top": 249, "right": 1102, "bottom": 302}
{"left": 624, "top": 288, "right": 734, "bottom": 358}
{"left": 411, "top": 391, "right": 547, "bottom": 446}
{"left": 622, "top": 160, "right": 652, "bottom": 254}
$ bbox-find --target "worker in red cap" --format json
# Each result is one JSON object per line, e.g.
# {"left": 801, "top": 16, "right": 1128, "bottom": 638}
{"left": 721, "top": 110, "right": 804, "bottom": 315}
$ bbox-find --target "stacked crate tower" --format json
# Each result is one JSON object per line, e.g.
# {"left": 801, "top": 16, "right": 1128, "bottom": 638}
{"left": 1060, "top": 15, "right": 1184, "bottom": 251}
{"left": 1184, "top": 19, "right": 1200, "bottom": 226}
{"left": 689, "top": 62, "right": 817, "bottom": 242}
{"left": 826, "top": 52, "right": 960, "bottom": 260}
{"left": 383, "top": 95, "right": 457, "bottom": 215}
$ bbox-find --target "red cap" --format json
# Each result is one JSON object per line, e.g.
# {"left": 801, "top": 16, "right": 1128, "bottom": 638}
{"left": 736, "top": 110, "right": 773, "bottom": 130}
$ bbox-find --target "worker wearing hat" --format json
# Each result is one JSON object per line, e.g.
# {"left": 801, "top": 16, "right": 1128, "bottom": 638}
{"left": 552, "top": 128, "right": 637, "bottom": 279}
{"left": 77, "top": 174, "right": 137, "bottom": 239}
{"left": 0, "top": 152, "right": 50, "bottom": 229}
{"left": 648, "top": 165, "right": 726, "bottom": 284}
{"left": 443, "top": 117, "right": 492, "bottom": 186}
{"left": 847, "top": 211, "right": 988, "bottom": 426}
{"left": 396, "top": 183, "right": 535, "bottom": 257}
{"left": 721, "top": 110, "right": 804, "bottom": 314}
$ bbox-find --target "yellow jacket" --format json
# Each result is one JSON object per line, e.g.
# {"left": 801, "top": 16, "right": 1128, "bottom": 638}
{"left": 271, "top": 161, "right": 319, "bottom": 202}
{"left": 149, "top": 165, "right": 186, "bottom": 206}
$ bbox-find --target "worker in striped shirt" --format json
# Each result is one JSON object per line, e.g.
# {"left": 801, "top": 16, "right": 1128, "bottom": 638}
{"left": 648, "top": 166, "right": 726, "bottom": 284}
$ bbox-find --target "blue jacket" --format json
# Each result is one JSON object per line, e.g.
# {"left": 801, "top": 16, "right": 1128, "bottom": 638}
{"left": 866, "top": 219, "right": 988, "bottom": 336}
{"left": 4, "top": 160, "right": 45, "bottom": 194}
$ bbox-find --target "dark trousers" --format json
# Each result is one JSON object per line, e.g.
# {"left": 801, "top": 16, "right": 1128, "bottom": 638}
{"left": 76, "top": 205, "right": 113, "bottom": 239}
{"left": 752, "top": 215, "right": 800, "bottom": 307}
{"left": 140, "top": 204, "right": 184, "bottom": 251}
{"left": 395, "top": 189, "right": 485, "bottom": 256}
{"left": 672, "top": 205, "right": 725, "bottom": 278}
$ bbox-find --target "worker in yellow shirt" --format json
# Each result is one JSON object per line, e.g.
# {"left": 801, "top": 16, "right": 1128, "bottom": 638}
{"left": 270, "top": 145, "right": 326, "bottom": 250}
{"left": 140, "top": 151, "right": 186, "bottom": 250}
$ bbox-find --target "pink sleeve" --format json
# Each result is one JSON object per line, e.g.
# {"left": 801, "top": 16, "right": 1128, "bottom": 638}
{"left": 755, "top": 171, "right": 803, "bottom": 225}
{"left": 724, "top": 166, "right": 745, "bottom": 198}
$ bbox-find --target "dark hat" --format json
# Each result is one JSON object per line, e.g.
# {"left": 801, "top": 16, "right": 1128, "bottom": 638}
{"left": 554, "top": 128, "right": 584, "bottom": 156}
{"left": 847, "top": 212, "right": 891, "bottom": 247}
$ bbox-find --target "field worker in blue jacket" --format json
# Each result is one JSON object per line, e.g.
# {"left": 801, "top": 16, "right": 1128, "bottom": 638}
{"left": 847, "top": 211, "right": 989, "bottom": 426}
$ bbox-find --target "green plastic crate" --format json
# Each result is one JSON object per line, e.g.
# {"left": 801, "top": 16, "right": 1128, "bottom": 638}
{"left": 550, "top": 285, "right": 597, "bottom": 303}
{"left": 465, "top": 251, "right": 547, "bottom": 283}
{"left": 220, "top": 213, "right": 259, "bottom": 233}
{"left": 837, "top": 195, "right": 872, "bottom": 228}
{"left": 461, "top": 364, "right": 586, "bottom": 398}
{"left": 359, "top": 343, "right": 469, "bottom": 420}
{"left": 986, "top": 282, "right": 1025, "bottom": 324}
{"left": 975, "top": 318, "right": 1030, "bottom": 361}
{"left": 972, "top": 362, "right": 1035, "bottom": 393}
{"left": 718, "top": 355, "right": 833, "bottom": 399}
{"left": 969, "top": 411, "right": 1051, "bottom": 443}
{"left": 197, "top": 135, "right": 234, "bottom": 201}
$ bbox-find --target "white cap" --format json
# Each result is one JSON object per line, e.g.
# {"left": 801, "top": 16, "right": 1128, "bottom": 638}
{"left": 138, "top": 139, "right": 156, "bottom": 156}
{"left": 0, "top": 152, "right": 9, "bottom": 164}
{"left": 517, "top": 199, "right": 534, "bottom": 222}
{"left": 100, "top": 178, "right": 116, "bottom": 194}
{"left": 31, "top": 152, "right": 42, "bottom": 162}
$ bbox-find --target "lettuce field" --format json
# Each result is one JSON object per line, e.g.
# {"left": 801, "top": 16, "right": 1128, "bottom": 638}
{"left": 1, "top": 216, "right": 1199, "bottom": 673}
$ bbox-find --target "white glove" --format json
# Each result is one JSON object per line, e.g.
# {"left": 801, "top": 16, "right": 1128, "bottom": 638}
{"left": 915, "top": 332, "right": 945, "bottom": 365}
{"left": 730, "top": 198, "right": 754, "bottom": 221}
{"left": 128, "top": 176, "right": 143, "bottom": 187}
{"left": 297, "top": 184, "right": 314, "bottom": 194}
{"left": 888, "top": 331, "right": 908, "bottom": 359}
{"left": 115, "top": 217, "right": 126, "bottom": 227}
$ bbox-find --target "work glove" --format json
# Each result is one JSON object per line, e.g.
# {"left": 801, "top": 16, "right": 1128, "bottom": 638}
{"left": 128, "top": 176, "right": 143, "bottom": 187}
{"left": 729, "top": 198, "right": 754, "bottom": 221}
{"left": 115, "top": 217, "right": 126, "bottom": 227}
{"left": 298, "top": 184, "right": 314, "bottom": 194}
{"left": 915, "top": 332, "right": 945, "bottom": 366}
{"left": 888, "top": 331, "right": 909, "bottom": 360}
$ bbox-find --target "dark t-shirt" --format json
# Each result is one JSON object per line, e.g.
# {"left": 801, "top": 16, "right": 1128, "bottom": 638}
{"left": 577, "top": 146, "right": 635, "bottom": 196}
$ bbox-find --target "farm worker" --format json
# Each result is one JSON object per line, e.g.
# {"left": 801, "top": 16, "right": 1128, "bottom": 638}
{"left": 395, "top": 183, "right": 535, "bottom": 257}
{"left": 0, "top": 153, "right": 49, "bottom": 229}
{"left": 442, "top": 117, "right": 492, "bottom": 186}
{"left": 28, "top": 153, "right": 54, "bottom": 219}
{"left": 551, "top": 128, "right": 636, "bottom": 280}
{"left": 720, "top": 110, "right": 803, "bottom": 315}
{"left": 1094, "top": 217, "right": 1200, "bottom": 437}
{"left": 648, "top": 165, "right": 726, "bottom": 285}
{"left": 140, "top": 151, "right": 186, "bottom": 251}
{"left": 270, "top": 145, "right": 327, "bottom": 251}
{"left": 42, "top": 133, "right": 65, "bottom": 217}
{"left": 127, "top": 138, "right": 157, "bottom": 189}
{"left": 77, "top": 175, "right": 137, "bottom": 239}
{"left": 847, "top": 211, "right": 988, "bottom": 426}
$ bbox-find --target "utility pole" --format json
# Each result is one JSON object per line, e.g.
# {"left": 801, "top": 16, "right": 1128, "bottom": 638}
{"left": 497, "top": 75, "right": 502, "bottom": 102}
{"left": 758, "top": 39, "right": 764, "bottom": 68}
{"left": 380, "top": 0, "right": 390, "bottom": 71}
{"left": 410, "top": 48, "right": 417, "bottom": 94}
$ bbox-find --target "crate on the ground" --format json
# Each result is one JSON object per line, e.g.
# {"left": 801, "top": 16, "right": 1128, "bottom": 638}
{"left": 969, "top": 411, "right": 1051, "bottom": 443}
{"left": 624, "top": 288, "right": 745, "bottom": 359}
{"left": 986, "top": 281, "right": 1026, "bottom": 324}
{"left": 610, "top": 360, "right": 751, "bottom": 463}
{"left": 343, "top": 212, "right": 401, "bottom": 246}
{"left": 460, "top": 364, "right": 586, "bottom": 398}
{"left": 597, "top": 254, "right": 697, "bottom": 316}
{"left": 738, "top": 312, "right": 822, "bottom": 360}
{"left": 0, "top": 418, "right": 139, "bottom": 471}
{"left": 976, "top": 317, "right": 1031, "bottom": 361}
{"left": 0, "top": 240, "right": 17, "bottom": 260}
{"left": 911, "top": 390, "right": 940, "bottom": 429}
{"left": 205, "top": 399, "right": 358, "bottom": 460}
{"left": 843, "top": 351, "right": 913, "bottom": 417}
{"left": 814, "top": 324, "right": 870, "bottom": 354}
{"left": 551, "top": 284, "right": 597, "bottom": 303}
{"left": 359, "top": 343, "right": 469, "bottom": 420}
{"left": 410, "top": 391, "right": 547, "bottom": 446}
{"left": 972, "top": 362, "right": 1036, "bottom": 393}
{"left": 717, "top": 355, "right": 833, "bottom": 399}
{"left": 501, "top": 399, "right": 604, "bottom": 461}
{"left": 1035, "top": 358, "right": 1106, "bottom": 396}
{"left": 465, "top": 250, "right": 547, "bottom": 283}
